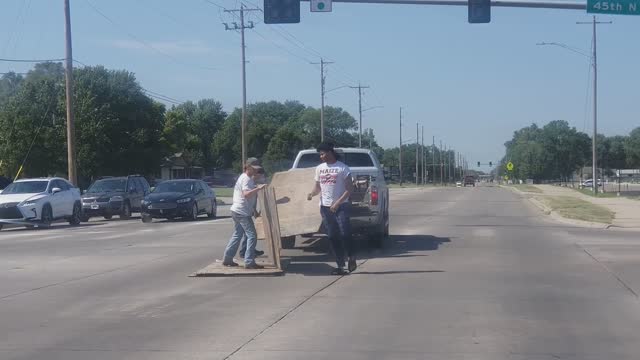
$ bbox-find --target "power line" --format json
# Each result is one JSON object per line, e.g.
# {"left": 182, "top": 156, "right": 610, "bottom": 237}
{"left": 0, "top": 57, "right": 64, "bottom": 63}
{"left": 83, "top": 0, "right": 218, "bottom": 71}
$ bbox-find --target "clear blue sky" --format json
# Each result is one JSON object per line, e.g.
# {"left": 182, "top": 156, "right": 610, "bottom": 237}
{"left": 1, "top": 0, "right": 639, "bottom": 171}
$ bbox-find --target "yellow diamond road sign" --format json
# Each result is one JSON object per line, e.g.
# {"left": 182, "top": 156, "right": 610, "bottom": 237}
{"left": 506, "top": 161, "right": 514, "bottom": 171}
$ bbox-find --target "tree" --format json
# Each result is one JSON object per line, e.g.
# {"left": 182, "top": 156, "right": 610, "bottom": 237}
{"left": 626, "top": 127, "right": 640, "bottom": 168}
{"left": 162, "top": 99, "right": 227, "bottom": 170}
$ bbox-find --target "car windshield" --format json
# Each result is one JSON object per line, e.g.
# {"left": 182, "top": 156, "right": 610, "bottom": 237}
{"left": 297, "top": 152, "right": 374, "bottom": 168}
{"left": 1, "top": 181, "right": 48, "bottom": 194}
{"left": 153, "top": 181, "right": 195, "bottom": 193}
{"left": 87, "top": 179, "right": 126, "bottom": 193}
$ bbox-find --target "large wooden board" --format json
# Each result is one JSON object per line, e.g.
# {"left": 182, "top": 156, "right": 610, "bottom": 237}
{"left": 255, "top": 168, "right": 322, "bottom": 240}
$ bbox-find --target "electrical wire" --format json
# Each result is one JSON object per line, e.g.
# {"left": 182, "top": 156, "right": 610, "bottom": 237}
{"left": 0, "top": 57, "right": 64, "bottom": 63}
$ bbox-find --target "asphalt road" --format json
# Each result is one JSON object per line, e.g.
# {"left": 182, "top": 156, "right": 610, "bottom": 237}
{"left": 2, "top": 185, "right": 640, "bottom": 359}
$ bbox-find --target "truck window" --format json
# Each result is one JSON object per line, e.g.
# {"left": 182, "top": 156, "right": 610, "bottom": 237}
{"left": 297, "top": 152, "right": 375, "bottom": 168}
{"left": 297, "top": 153, "right": 321, "bottom": 168}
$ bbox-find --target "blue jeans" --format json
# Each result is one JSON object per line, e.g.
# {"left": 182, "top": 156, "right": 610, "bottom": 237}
{"left": 223, "top": 212, "right": 258, "bottom": 265}
{"left": 320, "top": 203, "right": 353, "bottom": 268}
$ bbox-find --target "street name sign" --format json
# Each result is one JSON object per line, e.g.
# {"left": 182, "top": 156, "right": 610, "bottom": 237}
{"left": 588, "top": 0, "right": 640, "bottom": 15}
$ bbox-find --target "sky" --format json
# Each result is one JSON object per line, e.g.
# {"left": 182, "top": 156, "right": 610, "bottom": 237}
{"left": 1, "top": 0, "right": 639, "bottom": 172}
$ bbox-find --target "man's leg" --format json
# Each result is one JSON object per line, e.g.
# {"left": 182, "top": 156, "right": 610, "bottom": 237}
{"left": 239, "top": 235, "right": 247, "bottom": 258}
{"left": 336, "top": 204, "right": 354, "bottom": 258}
{"left": 223, "top": 214, "right": 245, "bottom": 264}
{"left": 236, "top": 216, "right": 259, "bottom": 266}
{"left": 321, "top": 206, "right": 345, "bottom": 269}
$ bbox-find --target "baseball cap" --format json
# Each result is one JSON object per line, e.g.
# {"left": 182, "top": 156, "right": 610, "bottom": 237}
{"left": 245, "top": 157, "right": 263, "bottom": 170}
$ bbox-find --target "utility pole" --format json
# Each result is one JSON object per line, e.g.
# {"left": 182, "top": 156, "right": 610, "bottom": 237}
{"left": 422, "top": 126, "right": 425, "bottom": 185}
{"left": 311, "top": 58, "right": 333, "bottom": 142}
{"left": 432, "top": 136, "right": 436, "bottom": 185}
{"left": 416, "top": 123, "right": 419, "bottom": 186}
{"left": 350, "top": 83, "right": 370, "bottom": 147}
{"left": 440, "top": 140, "right": 444, "bottom": 186}
{"left": 64, "top": 0, "right": 77, "bottom": 186}
{"left": 578, "top": 16, "right": 610, "bottom": 196}
{"left": 224, "top": 4, "right": 259, "bottom": 163}
{"left": 399, "top": 107, "right": 403, "bottom": 186}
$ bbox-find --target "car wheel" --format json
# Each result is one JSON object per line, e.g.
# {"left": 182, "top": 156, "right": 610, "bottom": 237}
{"left": 120, "top": 202, "right": 131, "bottom": 220}
{"left": 80, "top": 214, "right": 90, "bottom": 222}
{"left": 0, "top": 224, "right": 3, "bottom": 231}
{"left": 190, "top": 203, "right": 198, "bottom": 221}
{"left": 104, "top": 214, "right": 113, "bottom": 220}
{"left": 207, "top": 200, "right": 217, "bottom": 219}
{"left": 141, "top": 214, "right": 153, "bottom": 223}
{"left": 368, "top": 219, "right": 387, "bottom": 249}
{"left": 69, "top": 202, "right": 82, "bottom": 225}
{"left": 281, "top": 236, "right": 296, "bottom": 249}
{"left": 40, "top": 205, "right": 53, "bottom": 228}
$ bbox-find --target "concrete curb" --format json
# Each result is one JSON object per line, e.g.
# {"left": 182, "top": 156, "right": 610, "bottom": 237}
{"left": 501, "top": 185, "right": 611, "bottom": 230}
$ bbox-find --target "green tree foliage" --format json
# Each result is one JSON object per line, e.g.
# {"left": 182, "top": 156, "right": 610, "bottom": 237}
{"left": 626, "top": 127, "right": 640, "bottom": 168}
{"left": 0, "top": 64, "right": 166, "bottom": 184}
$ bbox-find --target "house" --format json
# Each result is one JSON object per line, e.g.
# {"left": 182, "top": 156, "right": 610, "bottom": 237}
{"left": 160, "top": 153, "right": 204, "bottom": 180}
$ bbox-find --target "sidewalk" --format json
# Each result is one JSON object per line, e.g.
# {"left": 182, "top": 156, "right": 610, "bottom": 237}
{"left": 529, "top": 185, "right": 640, "bottom": 229}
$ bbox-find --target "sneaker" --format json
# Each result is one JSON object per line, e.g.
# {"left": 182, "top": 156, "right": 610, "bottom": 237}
{"left": 222, "top": 261, "right": 239, "bottom": 267}
{"left": 348, "top": 257, "right": 357, "bottom": 273}
{"left": 245, "top": 263, "right": 264, "bottom": 270}
{"left": 330, "top": 267, "right": 348, "bottom": 276}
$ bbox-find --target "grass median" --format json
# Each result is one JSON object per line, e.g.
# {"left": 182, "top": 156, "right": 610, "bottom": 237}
{"left": 213, "top": 187, "right": 234, "bottom": 197}
{"left": 537, "top": 195, "right": 614, "bottom": 224}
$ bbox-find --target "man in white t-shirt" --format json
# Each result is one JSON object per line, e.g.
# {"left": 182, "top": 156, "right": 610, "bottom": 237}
{"left": 222, "top": 158, "right": 266, "bottom": 269}
{"left": 307, "top": 142, "right": 356, "bottom": 275}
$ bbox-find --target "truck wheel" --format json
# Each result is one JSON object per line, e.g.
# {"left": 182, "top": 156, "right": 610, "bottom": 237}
{"left": 369, "top": 221, "right": 387, "bottom": 249}
{"left": 281, "top": 236, "right": 296, "bottom": 249}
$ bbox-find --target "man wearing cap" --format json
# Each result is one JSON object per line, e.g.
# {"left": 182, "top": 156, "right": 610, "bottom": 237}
{"left": 222, "top": 157, "right": 266, "bottom": 269}
{"left": 307, "top": 142, "right": 356, "bottom": 275}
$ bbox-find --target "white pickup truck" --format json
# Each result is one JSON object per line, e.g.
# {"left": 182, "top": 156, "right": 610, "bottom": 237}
{"left": 291, "top": 148, "right": 390, "bottom": 247}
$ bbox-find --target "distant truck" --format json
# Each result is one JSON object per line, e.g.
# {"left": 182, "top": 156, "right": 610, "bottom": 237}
{"left": 464, "top": 175, "right": 476, "bottom": 187}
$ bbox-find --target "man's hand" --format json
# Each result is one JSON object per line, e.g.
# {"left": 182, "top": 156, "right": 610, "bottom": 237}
{"left": 307, "top": 193, "right": 314, "bottom": 201}
{"left": 330, "top": 203, "right": 339, "bottom": 213}
{"left": 257, "top": 184, "right": 267, "bottom": 190}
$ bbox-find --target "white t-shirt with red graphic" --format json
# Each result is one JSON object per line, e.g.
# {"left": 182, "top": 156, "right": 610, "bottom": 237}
{"left": 314, "top": 161, "right": 351, "bottom": 207}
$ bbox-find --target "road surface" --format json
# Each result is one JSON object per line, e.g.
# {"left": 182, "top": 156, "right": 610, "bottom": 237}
{"left": 2, "top": 185, "right": 640, "bottom": 359}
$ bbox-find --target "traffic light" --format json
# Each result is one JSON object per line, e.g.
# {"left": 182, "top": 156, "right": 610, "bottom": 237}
{"left": 489, "top": 161, "right": 493, "bottom": 167}
{"left": 477, "top": 161, "right": 481, "bottom": 167}
{"left": 468, "top": 0, "right": 491, "bottom": 23}
{"left": 264, "top": 0, "right": 300, "bottom": 24}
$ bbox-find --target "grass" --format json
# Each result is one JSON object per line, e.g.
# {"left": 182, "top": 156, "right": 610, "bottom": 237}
{"left": 510, "top": 184, "right": 542, "bottom": 193}
{"left": 572, "top": 187, "right": 618, "bottom": 198}
{"left": 538, "top": 195, "right": 614, "bottom": 224}
{"left": 213, "top": 187, "right": 234, "bottom": 197}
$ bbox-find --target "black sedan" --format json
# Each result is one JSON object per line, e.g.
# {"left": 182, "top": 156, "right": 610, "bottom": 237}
{"left": 141, "top": 180, "right": 217, "bottom": 223}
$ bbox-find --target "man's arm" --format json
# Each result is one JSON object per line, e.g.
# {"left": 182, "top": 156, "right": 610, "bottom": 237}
{"left": 243, "top": 184, "right": 266, "bottom": 198}
{"left": 307, "top": 182, "right": 321, "bottom": 201}
{"left": 330, "top": 174, "right": 353, "bottom": 211}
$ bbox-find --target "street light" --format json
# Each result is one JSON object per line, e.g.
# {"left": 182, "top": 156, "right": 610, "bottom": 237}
{"left": 537, "top": 38, "right": 599, "bottom": 194}
{"left": 360, "top": 105, "right": 383, "bottom": 147}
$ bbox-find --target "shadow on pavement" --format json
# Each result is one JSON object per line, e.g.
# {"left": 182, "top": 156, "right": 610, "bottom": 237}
{"left": 283, "top": 234, "right": 451, "bottom": 276}
{"left": 1, "top": 222, "right": 105, "bottom": 232}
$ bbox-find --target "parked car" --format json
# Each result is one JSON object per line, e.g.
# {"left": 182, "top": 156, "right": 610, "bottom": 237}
{"left": 0, "top": 177, "right": 82, "bottom": 230}
{"left": 582, "top": 179, "right": 603, "bottom": 187}
{"left": 463, "top": 175, "right": 475, "bottom": 187}
{"left": 291, "top": 148, "right": 389, "bottom": 247}
{"left": 81, "top": 175, "right": 150, "bottom": 221}
{"left": 141, "top": 179, "right": 217, "bottom": 223}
